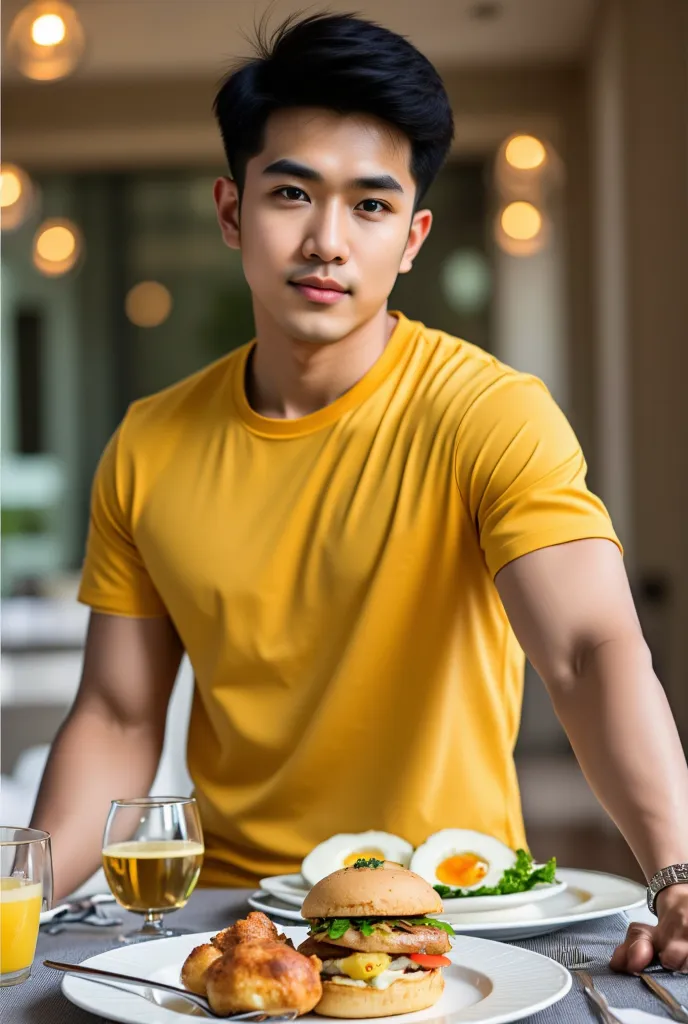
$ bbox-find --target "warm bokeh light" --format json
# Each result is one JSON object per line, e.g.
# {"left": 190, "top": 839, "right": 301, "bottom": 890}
{"left": 31, "top": 12, "right": 66, "bottom": 46}
{"left": 504, "top": 135, "right": 546, "bottom": 171}
{"left": 36, "top": 225, "right": 75, "bottom": 262}
{"left": 1, "top": 168, "right": 23, "bottom": 209}
{"left": 33, "top": 218, "right": 82, "bottom": 276}
{"left": 500, "top": 201, "right": 542, "bottom": 241}
{"left": 7, "top": 2, "right": 85, "bottom": 81}
{"left": 125, "top": 282, "right": 173, "bottom": 328}
{"left": 1, "top": 164, "right": 36, "bottom": 231}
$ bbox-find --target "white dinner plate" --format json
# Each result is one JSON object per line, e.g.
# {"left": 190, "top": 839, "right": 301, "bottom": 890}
{"left": 249, "top": 889, "right": 307, "bottom": 919}
{"left": 61, "top": 925, "right": 571, "bottom": 1024}
{"left": 258, "top": 874, "right": 566, "bottom": 914}
{"left": 249, "top": 868, "right": 645, "bottom": 941}
{"left": 259, "top": 872, "right": 310, "bottom": 906}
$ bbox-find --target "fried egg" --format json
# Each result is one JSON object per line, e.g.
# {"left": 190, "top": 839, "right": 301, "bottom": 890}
{"left": 301, "top": 831, "right": 414, "bottom": 887}
{"left": 409, "top": 829, "right": 517, "bottom": 890}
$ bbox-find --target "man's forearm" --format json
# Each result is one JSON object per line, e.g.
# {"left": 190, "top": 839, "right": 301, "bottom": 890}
{"left": 30, "top": 704, "right": 164, "bottom": 900}
{"left": 547, "top": 634, "right": 688, "bottom": 880}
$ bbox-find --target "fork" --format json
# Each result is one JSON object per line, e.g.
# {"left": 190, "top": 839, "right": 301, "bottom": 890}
{"left": 44, "top": 959, "right": 300, "bottom": 1021}
{"left": 555, "top": 943, "right": 683, "bottom": 1024}
{"left": 556, "top": 941, "right": 669, "bottom": 975}
{"left": 555, "top": 945, "right": 622, "bottom": 1024}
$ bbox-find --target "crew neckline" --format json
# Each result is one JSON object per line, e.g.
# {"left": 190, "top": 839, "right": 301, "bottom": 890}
{"left": 232, "top": 310, "right": 416, "bottom": 438}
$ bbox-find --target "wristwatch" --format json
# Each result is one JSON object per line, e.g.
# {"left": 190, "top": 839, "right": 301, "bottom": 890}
{"left": 647, "top": 863, "right": 688, "bottom": 915}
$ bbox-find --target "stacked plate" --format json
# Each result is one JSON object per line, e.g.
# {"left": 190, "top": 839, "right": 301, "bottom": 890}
{"left": 249, "top": 868, "right": 645, "bottom": 941}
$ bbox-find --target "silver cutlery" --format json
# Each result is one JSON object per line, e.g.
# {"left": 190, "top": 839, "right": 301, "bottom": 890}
{"left": 43, "top": 895, "right": 122, "bottom": 934}
{"left": 576, "top": 969, "right": 624, "bottom": 1024}
{"left": 555, "top": 942, "right": 687, "bottom": 1022}
{"left": 44, "top": 959, "right": 300, "bottom": 1021}
{"left": 554, "top": 944, "right": 622, "bottom": 1024}
{"left": 640, "top": 972, "right": 688, "bottom": 1022}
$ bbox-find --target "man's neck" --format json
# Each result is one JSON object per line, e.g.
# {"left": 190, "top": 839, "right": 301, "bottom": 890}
{"left": 246, "top": 305, "right": 398, "bottom": 420}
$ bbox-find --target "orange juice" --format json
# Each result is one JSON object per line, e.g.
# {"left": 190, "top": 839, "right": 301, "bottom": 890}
{"left": 0, "top": 877, "right": 43, "bottom": 975}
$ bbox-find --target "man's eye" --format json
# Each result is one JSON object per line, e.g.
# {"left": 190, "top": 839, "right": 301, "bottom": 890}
{"left": 357, "top": 199, "right": 387, "bottom": 214}
{"left": 277, "top": 187, "right": 308, "bottom": 202}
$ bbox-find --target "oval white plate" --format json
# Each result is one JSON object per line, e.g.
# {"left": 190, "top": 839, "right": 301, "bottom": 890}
{"left": 259, "top": 872, "right": 310, "bottom": 907}
{"left": 440, "top": 879, "right": 567, "bottom": 914}
{"left": 62, "top": 925, "right": 570, "bottom": 1024}
{"left": 440, "top": 868, "right": 645, "bottom": 940}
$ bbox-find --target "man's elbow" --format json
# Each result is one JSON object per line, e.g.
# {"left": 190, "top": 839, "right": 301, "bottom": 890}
{"left": 543, "top": 629, "right": 653, "bottom": 695}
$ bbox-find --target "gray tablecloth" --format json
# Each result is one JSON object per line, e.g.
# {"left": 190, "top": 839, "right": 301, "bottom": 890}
{"left": 2, "top": 889, "right": 687, "bottom": 1022}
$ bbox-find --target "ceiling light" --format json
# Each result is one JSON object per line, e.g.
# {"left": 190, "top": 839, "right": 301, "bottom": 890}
{"left": 125, "top": 282, "right": 173, "bottom": 328}
{"left": 33, "top": 218, "right": 83, "bottom": 276}
{"left": 495, "top": 202, "right": 548, "bottom": 257}
{"left": 504, "top": 135, "right": 547, "bottom": 171}
{"left": 7, "top": 2, "right": 85, "bottom": 81}
{"left": 31, "top": 12, "right": 66, "bottom": 46}
{"left": 1, "top": 164, "right": 37, "bottom": 232}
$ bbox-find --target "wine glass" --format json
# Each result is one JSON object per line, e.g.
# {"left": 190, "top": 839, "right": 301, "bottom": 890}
{"left": 0, "top": 827, "right": 53, "bottom": 986}
{"left": 102, "top": 797, "right": 203, "bottom": 943}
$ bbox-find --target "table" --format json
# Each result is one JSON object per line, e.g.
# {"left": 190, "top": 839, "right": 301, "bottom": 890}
{"left": 3, "top": 890, "right": 687, "bottom": 1022}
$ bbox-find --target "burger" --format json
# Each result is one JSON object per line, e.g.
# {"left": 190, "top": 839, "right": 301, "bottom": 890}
{"left": 297, "top": 859, "right": 454, "bottom": 1018}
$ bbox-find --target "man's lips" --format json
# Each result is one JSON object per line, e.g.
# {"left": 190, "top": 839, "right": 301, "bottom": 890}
{"left": 289, "top": 278, "right": 351, "bottom": 305}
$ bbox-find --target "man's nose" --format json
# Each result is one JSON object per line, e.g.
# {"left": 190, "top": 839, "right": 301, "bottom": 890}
{"left": 302, "top": 201, "right": 350, "bottom": 264}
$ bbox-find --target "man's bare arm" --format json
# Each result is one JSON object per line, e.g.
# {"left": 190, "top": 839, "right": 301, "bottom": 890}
{"left": 495, "top": 538, "right": 688, "bottom": 882}
{"left": 30, "top": 612, "right": 183, "bottom": 900}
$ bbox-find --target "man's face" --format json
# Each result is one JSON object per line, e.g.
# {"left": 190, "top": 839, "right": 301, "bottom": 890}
{"left": 214, "top": 108, "right": 432, "bottom": 344}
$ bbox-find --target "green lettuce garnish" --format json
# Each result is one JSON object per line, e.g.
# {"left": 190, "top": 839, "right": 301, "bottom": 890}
{"left": 434, "top": 849, "right": 557, "bottom": 900}
{"left": 309, "top": 915, "right": 455, "bottom": 939}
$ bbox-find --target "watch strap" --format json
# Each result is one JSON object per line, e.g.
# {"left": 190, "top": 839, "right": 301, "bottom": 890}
{"left": 647, "top": 863, "right": 688, "bottom": 915}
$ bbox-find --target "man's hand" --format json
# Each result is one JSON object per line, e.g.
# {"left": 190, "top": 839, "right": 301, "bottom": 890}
{"left": 611, "top": 885, "right": 688, "bottom": 973}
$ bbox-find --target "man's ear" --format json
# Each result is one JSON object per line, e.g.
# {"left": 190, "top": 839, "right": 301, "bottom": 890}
{"left": 214, "top": 176, "right": 241, "bottom": 250}
{"left": 399, "top": 208, "right": 433, "bottom": 274}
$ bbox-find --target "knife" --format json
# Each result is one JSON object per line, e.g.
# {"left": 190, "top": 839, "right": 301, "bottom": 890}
{"left": 640, "top": 972, "right": 688, "bottom": 1023}
{"left": 577, "top": 971, "right": 623, "bottom": 1024}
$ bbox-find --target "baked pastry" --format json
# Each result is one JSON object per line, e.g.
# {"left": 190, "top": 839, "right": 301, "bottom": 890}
{"left": 212, "top": 911, "right": 284, "bottom": 952}
{"left": 205, "top": 939, "right": 323, "bottom": 1016}
{"left": 180, "top": 942, "right": 223, "bottom": 996}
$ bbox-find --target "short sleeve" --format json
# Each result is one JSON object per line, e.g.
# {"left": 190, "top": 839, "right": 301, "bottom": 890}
{"left": 77, "top": 423, "right": 168, "bottom": 617}
{"left": 454, "top": 373, "right": 622, "bottom": 579}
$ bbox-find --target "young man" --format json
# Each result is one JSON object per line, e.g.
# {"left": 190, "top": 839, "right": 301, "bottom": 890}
{"left": 32, "top": 14, "right": 688, "bottom": 972}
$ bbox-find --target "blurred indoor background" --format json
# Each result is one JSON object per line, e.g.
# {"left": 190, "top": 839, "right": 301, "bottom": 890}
{"left": 1, "top": 0, "right": 687, "bottom": 889}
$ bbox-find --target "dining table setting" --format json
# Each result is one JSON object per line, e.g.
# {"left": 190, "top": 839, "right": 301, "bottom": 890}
{"left": 2, "top": 812, "right": 687, "bottom": 1024}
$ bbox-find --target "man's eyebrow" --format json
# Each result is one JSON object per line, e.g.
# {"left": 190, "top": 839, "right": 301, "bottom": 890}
{"left": 263, "top": 159, "right": 323, "bottom": 182}
{"left": 262, "top": 159, "right": 404, "bottom": 194}
{"left": 350, "top": 174, "right": 404, "bottom": 194}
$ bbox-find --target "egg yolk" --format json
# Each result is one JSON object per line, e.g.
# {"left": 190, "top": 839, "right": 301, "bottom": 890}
{"left": 436, "top": 853, "right": 489, "bottom": 887}
{"left": 343, "top": 848, "right": 387, "bottom": 866}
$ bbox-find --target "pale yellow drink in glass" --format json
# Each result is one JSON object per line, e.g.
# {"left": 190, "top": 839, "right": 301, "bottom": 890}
{"left": 102, "top": 840, "right": 204, "bottom": 913}
{"left": 0, "top": 878, "right": 43, "bottom": 975}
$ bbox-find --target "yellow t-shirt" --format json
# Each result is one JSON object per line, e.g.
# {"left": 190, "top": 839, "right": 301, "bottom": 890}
{"left": 79, "top": 312, "right": 621, "bottom": 886}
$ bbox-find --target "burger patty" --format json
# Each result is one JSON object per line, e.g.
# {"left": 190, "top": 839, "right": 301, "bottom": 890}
{"left": 299, "top": 924, "right": 451, "bottom": 956}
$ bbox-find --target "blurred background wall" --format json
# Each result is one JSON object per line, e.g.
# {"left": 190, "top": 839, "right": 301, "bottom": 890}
{"left": 1, "top": 0, "right": 686, "bottom": 886}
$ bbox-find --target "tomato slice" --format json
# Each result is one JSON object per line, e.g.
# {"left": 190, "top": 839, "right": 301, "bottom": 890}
{"left": 409, "top": 953, "right": 452, "bottom": 968}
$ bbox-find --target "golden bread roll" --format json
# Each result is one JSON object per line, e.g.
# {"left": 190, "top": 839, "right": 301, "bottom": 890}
{"left": 205, "top": 939, "right": 323, "bottom": 1016}
{"left": 180, "top": 942, "right": 223, "bottom": 996}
